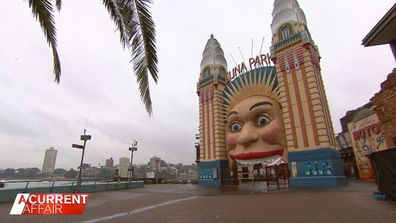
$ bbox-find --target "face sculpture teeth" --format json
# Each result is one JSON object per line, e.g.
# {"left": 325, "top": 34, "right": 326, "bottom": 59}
{"left": 236, "top": 155, "right": 281, "bottom": 166}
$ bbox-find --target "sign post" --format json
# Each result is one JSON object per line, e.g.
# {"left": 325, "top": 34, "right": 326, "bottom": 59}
{"left": 128, "top": 140, "right": 138, "bottom": 184}
{"left": 72, "top": 129, "right": 91, "bottom": 193}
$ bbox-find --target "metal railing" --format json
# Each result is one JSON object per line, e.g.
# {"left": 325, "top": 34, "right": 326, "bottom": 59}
{"left": 0, "top": 178, "right": 141, "bottom": 192}
{"left": 0, "top": 179, "right": 144, "bottom": 203}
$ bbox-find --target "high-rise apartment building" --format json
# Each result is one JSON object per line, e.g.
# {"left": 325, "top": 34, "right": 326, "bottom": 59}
{"left": 42, "top": 147, "right": 57, "bottom": 174}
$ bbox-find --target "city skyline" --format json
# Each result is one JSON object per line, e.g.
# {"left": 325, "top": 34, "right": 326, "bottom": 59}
{"left": 0, "top": 154, "right": 192, "bottom": 171}
{"left": 0, "top": 0, "right": 395, "bottom": 169}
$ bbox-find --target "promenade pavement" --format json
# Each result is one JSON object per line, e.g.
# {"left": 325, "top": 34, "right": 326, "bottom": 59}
{"left": 0, "top": 180, "right": 395, "bottom": 223}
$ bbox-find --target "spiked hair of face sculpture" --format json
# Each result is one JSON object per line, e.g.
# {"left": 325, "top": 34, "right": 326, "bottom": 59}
{"left": 223, "top": 66, "right": 280, "bottom": 113}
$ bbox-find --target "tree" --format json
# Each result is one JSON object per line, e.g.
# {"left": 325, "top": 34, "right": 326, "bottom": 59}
{"left": 1, "top": 168, "right": 16, "bottom": 178}
{"left": 27, "top": 0, "right": 158, "bottom": 114}
{"left": 157, "top": 169, "right": 176, "bottom": 180}
{"left": 64, "top": 168, "right": 78, "bottom": 179}
{"left": 97, "top": 168, "right": 117, "bottom": 179}
{"left": 16, "top": 168, "right": 28, "bottom": 178}
{"left": 54, "top": 168, "right": 67, "bottom": 176}
{"left": 80, "top": 163, "right": 91, "bottom": 169}
{"left": 25, "top": 168, "right": 41, "bottom": 178}
{"left": 175, "top": 163, "right": 183, "bottom": 169}
{"left": 160, "top": 160, "right": 168, "bottom": 168}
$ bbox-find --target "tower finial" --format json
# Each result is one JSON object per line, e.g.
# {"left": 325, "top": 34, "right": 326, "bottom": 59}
{"left": 271, "top": 0, "right": 307, "bottom": 35}
{"left": 200, "top": 34, "right": 227, "bottom": 69}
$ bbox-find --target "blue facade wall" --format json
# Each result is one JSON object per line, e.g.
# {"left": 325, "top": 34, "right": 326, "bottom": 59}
{"left": 198, "top": 160, "right": 228, "bottom": 187}
{"left": 288, "top": 148, "right": 347, "bottom": 188}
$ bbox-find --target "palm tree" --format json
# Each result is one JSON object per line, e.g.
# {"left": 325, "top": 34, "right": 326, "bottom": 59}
{"left": 27, "top": 0, "right": 158, "bottom": 115}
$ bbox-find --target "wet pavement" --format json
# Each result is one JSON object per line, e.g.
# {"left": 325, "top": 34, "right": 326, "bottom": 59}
{"left": 0, "top": 180, "right": 395, "bottom": 223}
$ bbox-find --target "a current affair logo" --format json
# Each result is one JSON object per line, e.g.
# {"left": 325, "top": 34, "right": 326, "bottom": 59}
{"left": 10, "top": 193, "right": 89, "bottom": 215}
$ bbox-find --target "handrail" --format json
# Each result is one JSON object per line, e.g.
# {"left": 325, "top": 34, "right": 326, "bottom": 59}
{"left": 0, "top": 180, "right": 145, "bottom": 203}
{"left": 50, "top": 180, "right": 55, "bottom": 193}
{"left": 24, "top": 182, "right": 30, "bottom": 193}
{"left": 0, "top": 178, "right": 128, "bottom": 192}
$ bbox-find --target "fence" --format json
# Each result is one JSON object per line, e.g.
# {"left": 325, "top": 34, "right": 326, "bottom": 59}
{"left": 0, "top": 179, "right": 144, "bottom": 203}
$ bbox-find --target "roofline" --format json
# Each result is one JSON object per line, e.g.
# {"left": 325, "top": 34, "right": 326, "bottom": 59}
{"left": 362, "top": 3, "right": 396, "bottom": 46}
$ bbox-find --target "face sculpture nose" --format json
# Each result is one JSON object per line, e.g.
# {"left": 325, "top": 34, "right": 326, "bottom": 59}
{"left": 237, "top": 122, "right": 259, "bottom": 147}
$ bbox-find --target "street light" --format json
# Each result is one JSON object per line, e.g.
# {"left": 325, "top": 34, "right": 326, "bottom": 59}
{"left": 195, "top": 142, "right": 200, "bottom": 164}
{"left": 72, "top": 129, "right": 91, "bottom": 193}
{"left": 155, "top": 157, "right": 160, "bottom": 184}
{"left": 195, "top": 133, "right": 200, "bottom": 164}
{"left": 128, "top": 140, "right": 138, "bottom": 184}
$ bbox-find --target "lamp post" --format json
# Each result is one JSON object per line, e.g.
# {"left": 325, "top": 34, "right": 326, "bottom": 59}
{"left": 128, "top": 140, "right": 138, "bottom": 184}
{"left": 155, "top": 158, "right": 160, "bottom": 184}
{"left": 195, "top": 133, "right": 200, "bottom": 164}
{"left": 72, "top": 129, "right": 91, "bottom": 193}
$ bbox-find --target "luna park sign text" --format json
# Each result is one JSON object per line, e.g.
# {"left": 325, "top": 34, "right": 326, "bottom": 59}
{"left": 225, "top": 53, "right": 272, "bottom": 83}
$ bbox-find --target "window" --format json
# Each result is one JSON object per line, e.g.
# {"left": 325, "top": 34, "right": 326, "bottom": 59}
{"left": 219, "top": 67, "right": 226, "bottom": 78}
{"left": 203, "top": 67, "right": 210, "bottom": 78}
{"left": 281, "top": 26, "right": 290, "bottom": 39}
{"left": 279, "top": 24, "right": 293, "bottom": 41}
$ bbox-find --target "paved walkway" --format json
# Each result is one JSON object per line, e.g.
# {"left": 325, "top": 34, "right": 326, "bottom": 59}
{"left": 0, "top": 180, "right": 395, "bottom": 223}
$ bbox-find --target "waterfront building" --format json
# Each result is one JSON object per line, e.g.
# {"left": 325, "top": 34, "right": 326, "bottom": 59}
{"left": 41, "top": 147, "right": 57, "bottom": 174}
{"left": 119, "top": 157, "right": 129, "bottom": 178}
{"left": 105, "top": 157, "right": 114, "bottom": 167}
{"left": 82, "top": 166, "right": 101, "bottom": 178}
{"left": 148, "top": 156, "right": 161, "bottom": 172}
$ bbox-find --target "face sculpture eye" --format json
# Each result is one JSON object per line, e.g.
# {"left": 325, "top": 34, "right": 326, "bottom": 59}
{"left": 256, "top": 115, "right": 271, "bottom": 127}
{"left": 229, "top": 122, "right": 242, "bottom": 132}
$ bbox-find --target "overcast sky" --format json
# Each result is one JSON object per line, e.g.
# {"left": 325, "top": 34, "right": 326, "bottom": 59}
{"left": 0, "top": 0, "right": 395, "bottom": 170}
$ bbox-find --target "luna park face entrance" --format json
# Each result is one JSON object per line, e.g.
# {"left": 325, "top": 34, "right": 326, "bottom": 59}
{"left": 232, "top": 163, "right": 290, "bottom": 191}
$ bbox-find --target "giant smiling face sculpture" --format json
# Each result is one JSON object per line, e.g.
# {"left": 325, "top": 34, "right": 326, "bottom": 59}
{"left": 226, "top": 95, "right": 287, "bottom": 166}
{"left": 223, "top": 67, "right": 287, "bottom": 166}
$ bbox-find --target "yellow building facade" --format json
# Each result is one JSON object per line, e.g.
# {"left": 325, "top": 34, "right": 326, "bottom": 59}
{"left": 197, "top": 0, "right": 346, "bottom": 187}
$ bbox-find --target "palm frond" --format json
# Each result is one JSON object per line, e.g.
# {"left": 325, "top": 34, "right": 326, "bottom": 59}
{"left": 55, "top": 0, "right": 62, "bottom": 12}
{"left": 103, "top": 0, "right": 158, "bottom": 115}
{"left": 102, "top": 0, "right": 131, "bottom": 48}
{"left": 129, "top": 0, "right": 158, "bottom": 115}
{"left": 135, "top": 65, "right": 152, "bottom": 114}
{"left": 131, "top": 0, "right": 157, "bottom": 82}
{"left": 28, "top": 0, "right": 61, "bottom": 83}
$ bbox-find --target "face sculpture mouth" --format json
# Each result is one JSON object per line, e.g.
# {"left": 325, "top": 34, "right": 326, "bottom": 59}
{"left": 229, "top": 149, "right": 284, "bottom": 166}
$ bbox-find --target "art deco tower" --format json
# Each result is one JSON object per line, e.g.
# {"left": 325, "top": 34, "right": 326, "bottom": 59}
{"left": 270, "top": 0, "right": 336, "bottom": 151}
{"left": 270, "top": 0, "right": 346, "bottom": 187}
{"left": 197, "top": 34, "right": 229, "bottom": 186}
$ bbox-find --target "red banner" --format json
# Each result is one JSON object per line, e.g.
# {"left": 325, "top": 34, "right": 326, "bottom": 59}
{"left": 10, "top": 193, "right": 89, "bottom": 215}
